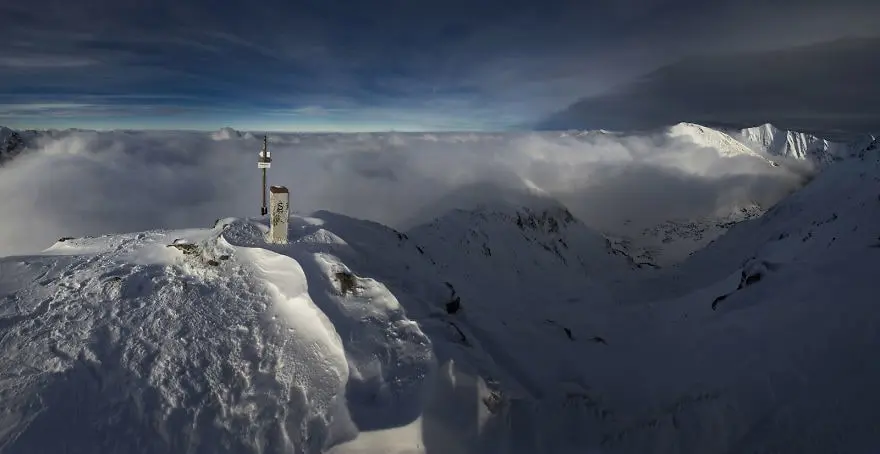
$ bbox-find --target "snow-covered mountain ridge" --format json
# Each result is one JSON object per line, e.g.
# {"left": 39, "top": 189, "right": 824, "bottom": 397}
{"left": 732, "top": 123, "right": 874, "bottom": 164}
{"left": 667, "top": 121, "right": 874, "bottom": 165}
{"left": 616, "top": 136, "right": 880, "bottom": 303}
{"left": 668, "top": 122, "right": 767, "bottom": 160}
{"left": 0, "top": 126, "right": 27, "bottom": 164}
{"left": 552, "top": 121, "right": 870, "bottom": 166}
{"left": 598, "top": 122, "right": 875, "bottom": 263}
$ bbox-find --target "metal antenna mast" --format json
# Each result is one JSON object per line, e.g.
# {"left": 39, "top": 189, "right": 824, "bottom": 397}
{"left": 258, "top": 135, "right": 271, "bottom": 215}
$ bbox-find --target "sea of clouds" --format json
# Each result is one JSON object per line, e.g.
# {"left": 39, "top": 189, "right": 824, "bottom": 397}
{"left": 0, "top": 128, "right": 811, "bottom": 256}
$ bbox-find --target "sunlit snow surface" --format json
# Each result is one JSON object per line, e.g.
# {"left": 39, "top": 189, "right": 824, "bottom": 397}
{"left": 1, "top": 134, "right": 880, "bottom": 453}
{"left": 0, "top": 218, "right": 435, "bottom": 453}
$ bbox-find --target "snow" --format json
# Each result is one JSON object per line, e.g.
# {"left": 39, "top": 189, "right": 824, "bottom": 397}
{"left": 1, "top": 125, "right": 880, "bottom": 453}
{"left": 606, "top": 203, "right": 765, "bottom": 266}
{"left": 733, "top": 123, "right": 873, "bottom": 165}
{"left": 600, "top": 122, "right": 873, "bottom": 265}
{"left": 667, "top": 122, "right": 769, "bottom": 161}
{"left": 399, "top": 174, "right": 575, "bottom": 230}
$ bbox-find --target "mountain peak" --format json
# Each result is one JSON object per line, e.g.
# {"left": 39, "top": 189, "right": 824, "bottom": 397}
{"left": 1, "top": 126, "right": 27, "bottom": 164}
{"left": 667, "top": 122, "right": 767, "bottom": 159}
{"left": 732, "top": 123, "right": 859, "bottom": 164}
{"left": 400, "top": 173, "right": 568, "bottom": 229}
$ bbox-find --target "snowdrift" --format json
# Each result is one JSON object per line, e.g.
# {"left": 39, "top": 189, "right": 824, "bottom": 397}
{"left": 0, "top": 218, "right": 436, "bottom": 453}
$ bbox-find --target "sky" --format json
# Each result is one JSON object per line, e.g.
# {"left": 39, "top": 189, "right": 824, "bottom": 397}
{"left": 1, "top": 0, "right": 879, "bottom": 131}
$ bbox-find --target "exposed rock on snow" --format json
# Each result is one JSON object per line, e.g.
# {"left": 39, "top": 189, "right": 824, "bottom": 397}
{"left": 610, "top": 204, "right": 766, "bottom": 267}
{"left": 0, "top": 126, "right": 27, "bottom": 164}
{"left": 605, "top": 122, "right": 871, "bottom": 263}
{"left": 732, "top": 123, "right": 868, "bottom": 165}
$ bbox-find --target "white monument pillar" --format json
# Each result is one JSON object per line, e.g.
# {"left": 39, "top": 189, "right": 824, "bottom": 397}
{"left": 269, "top": 185, "right": 289, "bottom": 244}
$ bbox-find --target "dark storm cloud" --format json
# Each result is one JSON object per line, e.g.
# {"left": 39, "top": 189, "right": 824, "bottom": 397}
{"left": 1, "top": 0, "right": 878, "bottom": 130}
{"left": 538, "top": 37, "right": 880, "bottom": 136}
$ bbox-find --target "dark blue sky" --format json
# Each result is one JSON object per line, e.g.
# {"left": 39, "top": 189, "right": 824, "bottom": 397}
{"left": 1, "top": 0, "right": 878, "bottom": 131}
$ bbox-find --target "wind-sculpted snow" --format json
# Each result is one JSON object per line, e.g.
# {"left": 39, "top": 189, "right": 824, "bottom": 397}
{"left": 0, "top": 218, "right": 434, "bottom": 453}
{"left": 223, "top": 219, "right": 436, "bottom": 433}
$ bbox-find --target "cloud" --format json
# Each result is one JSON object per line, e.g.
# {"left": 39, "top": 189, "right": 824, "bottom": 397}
{"left": 0, "top": 129, "right": 808, "bottom": 256}
{"left": 538, "top": 37, "right": 880, "bottom": 136}
{"left": 2, "top": 0, "right": 879, "bottom": 130}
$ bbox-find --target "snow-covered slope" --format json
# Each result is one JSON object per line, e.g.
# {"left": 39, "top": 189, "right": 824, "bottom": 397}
{"left": 586, "top": 143, "right": 880, "bottom": 453}
{"left": 610, "top": 122, "right": 872, "bottom": 263}
{"left": 667, "top": 122, "right": 769, "bottom": 160}
{"left": 608, "top": 203, "right": 765, "bottom": 267}
{"left": 0, "top": 216, "right": 441, "bottom": 453}
{"left": 619, "top": 136, "right": 880, "bottom": 303}
{"left": 408, "top": 201, "right": 637, "bottom": 300}
{"left": 0, "top": 199, "right": 636, "bottom": 454}
{"left": 732, "top": 123, "right": 872, "bottom": 165}
{"left": 404, "top": 177, "right": 642, "bottom": 302}
{"left": 667, "top": 121, "right": 874, "bottom": 166}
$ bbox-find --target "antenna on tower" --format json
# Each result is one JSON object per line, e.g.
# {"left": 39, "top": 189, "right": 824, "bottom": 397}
{"left": 258, "top": 134, "right": 271, "bottom": 216}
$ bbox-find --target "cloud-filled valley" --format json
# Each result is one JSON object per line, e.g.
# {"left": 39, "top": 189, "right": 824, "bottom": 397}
{"left": 0, "top": 127, "right": 812, "bottom": 256}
